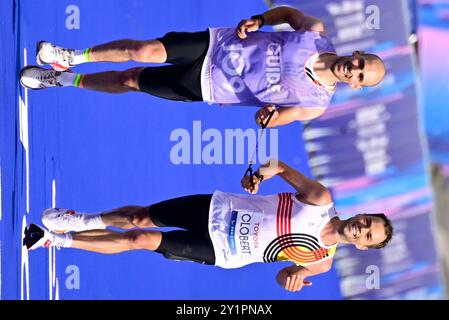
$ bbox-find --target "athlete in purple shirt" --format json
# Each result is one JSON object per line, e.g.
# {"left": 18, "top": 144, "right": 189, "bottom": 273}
{"left": 20, "top": 6, "right": 386, "bottom": 127}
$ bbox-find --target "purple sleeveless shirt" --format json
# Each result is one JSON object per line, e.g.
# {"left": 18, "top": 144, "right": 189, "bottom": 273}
{"left": 200, "top": 28, "right": 336, "bottom": 107}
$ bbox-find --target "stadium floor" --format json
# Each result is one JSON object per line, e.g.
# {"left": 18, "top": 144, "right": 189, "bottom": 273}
{"left": 0, "top": 0, "right": 342, "bottom": 299}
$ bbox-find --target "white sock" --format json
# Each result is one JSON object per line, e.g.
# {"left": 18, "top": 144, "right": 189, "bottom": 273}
{"left": 72, "top": 49, "right": 91, "bottom": 65}
{"left": 57, "top": 72, "right": 86, "bottom": 88}
{"left": 52, "top": 233, "right": 72, "bottom": 248}
{"left": 82, "top": 214, "right": 106, "bottom": 230}
{"left": 58, "top": 72, "right": 77, "bottom": 86}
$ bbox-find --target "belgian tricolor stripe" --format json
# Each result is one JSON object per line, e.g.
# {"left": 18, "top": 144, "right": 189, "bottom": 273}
{"left": 263, "top": 193, "right": 331, "bottom": 264}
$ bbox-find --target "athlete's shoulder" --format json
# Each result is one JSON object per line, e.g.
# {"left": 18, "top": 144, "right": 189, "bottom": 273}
{"left": 294, "top": 189, "right": 333, "bottom": 207}
{"left": 309, "top": 21, "right": 326, "bottom": 34}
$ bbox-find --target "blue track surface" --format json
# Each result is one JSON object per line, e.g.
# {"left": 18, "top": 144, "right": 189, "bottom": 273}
{"left": 0, "top": 0, "right": 342, "bottom": 299}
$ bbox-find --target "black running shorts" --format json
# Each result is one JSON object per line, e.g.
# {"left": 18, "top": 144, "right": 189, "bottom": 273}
{"left": 138, "top": 30, "right": 210, "bottom": 102}
{"left": 149, "top": 194, "right": 215, "bottom": 265}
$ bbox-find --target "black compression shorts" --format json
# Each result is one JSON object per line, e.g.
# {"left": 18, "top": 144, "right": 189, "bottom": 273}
{"left": 138, "top": 30, "right": 210, "bottom": 102}
{"left": 149, "top": 194, "right": 215, "bottom": 265}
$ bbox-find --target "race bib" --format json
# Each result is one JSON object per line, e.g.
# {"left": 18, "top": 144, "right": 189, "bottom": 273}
{"left": 228, "top": 210, "right": 263, "bottom": 258}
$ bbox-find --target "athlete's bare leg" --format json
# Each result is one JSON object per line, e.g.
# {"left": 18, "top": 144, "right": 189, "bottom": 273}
{"left": 90, "top": 40, "right": 167, "bottom": 63}
{"left": 71, "top": 229, "right": 118, "bottom": 237}
{"left": 78, "top": 67, "right": 145, "bottom": 93}
{"left": 71, "top": 229, "right": 162, "bottom": 254}
{"left": 99, "top": 205, "right": 158, "bottom": 229}
{"left": 61, "top": 39, "right": 168, "bottom": 93}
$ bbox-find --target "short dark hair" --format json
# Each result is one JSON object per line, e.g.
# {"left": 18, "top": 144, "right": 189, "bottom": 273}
{"left": 366, "top": 213, "right": 393, "bottom": 249}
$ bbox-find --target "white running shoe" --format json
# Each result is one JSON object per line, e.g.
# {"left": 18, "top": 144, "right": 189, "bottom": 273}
{"left": 23, "top": 224, "right": 59, "bottom": 250}
{"left": 36, "top": 41, "right": 74, "bottom": 71}
{"left": 20, "top": 66, "right": 63, "bottom": 90}
{"left": 42, "top": 208, "right": 88, "bottom": 233}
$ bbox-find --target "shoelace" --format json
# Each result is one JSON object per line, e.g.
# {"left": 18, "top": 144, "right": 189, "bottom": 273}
{"left": 52, "top": 236, "right": 64, "bottom": 250}
{"left": 54, "top": 241, "right": 62, "bottom": 250}
{"left": 52, "top": 46, "right": 72, "bottom": 64}
{"left": 37, "top": 70, "right": 58, "bottom": 84}
{"left": 36, "top": 69, "right": 62, "bottom": 88}
{"left": 61, "top": 213, "right": 81, "bottom": 223}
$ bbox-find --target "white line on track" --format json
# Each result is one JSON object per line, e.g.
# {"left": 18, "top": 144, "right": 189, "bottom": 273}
{"left": 49, "top": 245, "right": 53, "bottom": 300}
{"left": 19, "top": 48, "right": 30, "bottom": 213}
{"left": 20, "top": 48, "right": 30, "bottom": 300}
{"left": 21, "top": 215, "right": 30, "bottom": 300}
{"left": 55, "top": 278, "right": 60, "bottom": 300}
{"left": 52, "top": 245, "right": 56, "bottom": 287}
{"left": 48, "top": 245, "right": 59, "bottom": 300}
{"left": 49, "top": 179, "right": 60, "bottom": 300}
{"left": 52, "top": 179, "right": 56, "bottom": 208}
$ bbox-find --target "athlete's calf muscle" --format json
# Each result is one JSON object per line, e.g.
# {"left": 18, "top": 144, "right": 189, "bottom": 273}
{"left": 90, "top": 39, "right": 167, "bottom": 63}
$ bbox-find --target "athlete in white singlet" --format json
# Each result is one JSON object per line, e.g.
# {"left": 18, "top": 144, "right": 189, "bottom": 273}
{"left": 209, "top": 191, "right": 338, "bottom": 269}
{"left": 24, "top": 159, "right": 393, "bottom": 292}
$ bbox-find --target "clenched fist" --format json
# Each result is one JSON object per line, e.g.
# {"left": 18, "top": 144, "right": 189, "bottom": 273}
{"left": 255, "top": 104, "right": 279, "bottom": 126}
{"left": 241, "top": 174, "right": 261, "bottom": 194}
{"left": 236, "top": 19, "right": 262, "bottom": 39}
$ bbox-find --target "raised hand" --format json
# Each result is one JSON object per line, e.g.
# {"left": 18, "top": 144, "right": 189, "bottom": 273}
{"left": 236, "top": 18, "right": 262, "bottom": 39}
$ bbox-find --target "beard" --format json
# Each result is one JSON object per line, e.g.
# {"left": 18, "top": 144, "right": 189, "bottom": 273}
{"left": 338, "top": 217, "right": 356, "bottom": 241}
{"left": 332, "top": 57, "right": 351, "bottom": 82}
{"left": 338, "top": 218, "right": 349, "bottom": 235}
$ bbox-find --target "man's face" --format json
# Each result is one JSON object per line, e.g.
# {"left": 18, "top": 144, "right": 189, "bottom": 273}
{"left": 339, "top": 214, "right": 387, "bottom": 250}
{"left": 331, "top": 51, "right": 385, "bottom": 89}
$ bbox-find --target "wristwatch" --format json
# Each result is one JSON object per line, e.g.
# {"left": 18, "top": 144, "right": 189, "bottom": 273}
{"left": 251, "top": 14, "right": 265, "bottom": 27}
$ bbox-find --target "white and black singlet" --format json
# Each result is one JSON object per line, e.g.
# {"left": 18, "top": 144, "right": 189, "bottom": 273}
{"left": 150, "top": 191, "right": 338, "bottom": 268}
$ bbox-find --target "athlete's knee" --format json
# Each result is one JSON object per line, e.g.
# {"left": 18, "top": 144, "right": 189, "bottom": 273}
{"left": 120, "top": 67, "right": 144, "bottom": 90}
{"left": 130, "top": 40, "right": 166, "bottom": 62}
{"left": 125, "top": 230, "right": 160, "bottom": 250}
{"left": 121, "top": 39, "right": 140, "bottom": 59}
{"left": 129, "top": 207, "right": 152, "bottom": 227}
{"left": 124, "top": 230, "right": 146, "bottom": 248}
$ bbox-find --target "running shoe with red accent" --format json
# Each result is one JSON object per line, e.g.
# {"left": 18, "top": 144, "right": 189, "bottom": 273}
{"left": 42, "top": 208, "right": 87, "bottom": 233}
{"left": 36, "top": 41, "right": 75, "bottom": 71}
{"left": 23, "top": 224, "right": 57, "bottom": 250}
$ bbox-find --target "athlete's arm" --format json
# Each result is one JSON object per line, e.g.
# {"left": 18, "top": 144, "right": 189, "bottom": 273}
{"left": 241, "top": 160, "right": 332, "bottom": 206}
{"left": 277, "top": 160, "right": 331, "bottom": 205}
{"left": 276, "top": 259, "right": 333, "bottom": 292}
{"left": 237, "top": 6, "right": 325, "bottom": 39}
{"left": 255, "top": 105, "right": 327, "bottom": 128}
{"left": 261, "top": 6, "right": 325, "bottom": 32}
{"left": 267, "top": 160, "right": 331, "bottom": 205}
